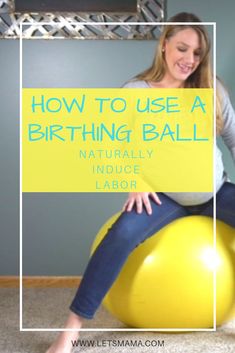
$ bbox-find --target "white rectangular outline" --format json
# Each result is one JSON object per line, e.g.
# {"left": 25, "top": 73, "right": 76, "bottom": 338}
{"left": 20, "top": 21, "right": 217, "bottom": 332}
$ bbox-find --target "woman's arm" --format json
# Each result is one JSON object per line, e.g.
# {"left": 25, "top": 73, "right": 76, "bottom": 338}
{"left": 219, "top": 82, "right": 235, "bottom": 165}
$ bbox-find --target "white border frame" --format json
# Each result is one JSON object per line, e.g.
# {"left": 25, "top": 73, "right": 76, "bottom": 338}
{"left": 20, "top": 21, "right": 217, "bottom": 332}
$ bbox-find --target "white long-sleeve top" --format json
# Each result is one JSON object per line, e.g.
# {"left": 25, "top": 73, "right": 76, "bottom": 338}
{"left": 123, "top": 79, "right": 235, "bottom": 205}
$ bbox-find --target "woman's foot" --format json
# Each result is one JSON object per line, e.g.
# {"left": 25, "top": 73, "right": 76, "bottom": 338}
{"left": 46, "top": 311, "right": 83, "bottom": 353}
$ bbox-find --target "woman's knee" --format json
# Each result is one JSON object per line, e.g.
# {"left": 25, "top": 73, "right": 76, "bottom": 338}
{"left": 104, "top": 213, "right": 146, "bottom": 248}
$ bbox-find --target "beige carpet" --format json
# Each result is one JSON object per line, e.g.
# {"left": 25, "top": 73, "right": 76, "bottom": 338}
{"left": 1, "top": 288, "right": 235, "bottom": 353}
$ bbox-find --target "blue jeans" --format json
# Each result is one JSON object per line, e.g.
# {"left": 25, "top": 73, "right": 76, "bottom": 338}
{"left": 69, "top": 182, "right": 235, "bottom": 319}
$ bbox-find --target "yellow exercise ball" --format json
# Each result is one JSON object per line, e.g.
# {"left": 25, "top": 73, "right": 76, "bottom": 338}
{"left": 90, "top": 214, "right": 235, "bottom": 328}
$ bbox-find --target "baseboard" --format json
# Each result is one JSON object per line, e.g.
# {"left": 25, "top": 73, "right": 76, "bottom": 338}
{"left": 0, "top": 276, "right": 82, "bottom": 288}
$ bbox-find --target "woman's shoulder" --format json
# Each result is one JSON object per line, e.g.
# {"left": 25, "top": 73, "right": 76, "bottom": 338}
{"left": 216, "top": 78, "right": 233, "bottom": 115}
{"left": 216, "top": 78, "right": 229, "bottom": 100}
{"left": 121, "top": 79, "right": 149, "bottom": 88}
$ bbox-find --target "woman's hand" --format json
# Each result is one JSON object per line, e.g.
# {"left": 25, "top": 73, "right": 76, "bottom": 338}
{"left": 122, "top": 192, "right": 162, "bottom": 215}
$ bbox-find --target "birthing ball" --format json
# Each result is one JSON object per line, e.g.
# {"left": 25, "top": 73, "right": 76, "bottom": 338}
{"left": 91, "top": 215, "right": 235, "bottom": 328}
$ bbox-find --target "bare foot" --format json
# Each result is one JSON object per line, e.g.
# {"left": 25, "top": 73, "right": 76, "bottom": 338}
{"left": 46, "top": 311, "right": 83, "bottom": 353}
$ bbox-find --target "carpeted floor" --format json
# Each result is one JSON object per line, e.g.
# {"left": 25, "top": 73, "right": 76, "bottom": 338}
{"left": 1, "top": 288, "right": 235, "bottom": 353}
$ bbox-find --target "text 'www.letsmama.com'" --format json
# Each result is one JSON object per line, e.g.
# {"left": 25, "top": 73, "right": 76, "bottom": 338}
{"left": 71, "top": 338, "right": 165, "bottom": 349}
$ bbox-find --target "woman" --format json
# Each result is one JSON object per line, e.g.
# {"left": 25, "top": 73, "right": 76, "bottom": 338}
{"left": 46, "top": 12, "right": 235, "bottom": 353}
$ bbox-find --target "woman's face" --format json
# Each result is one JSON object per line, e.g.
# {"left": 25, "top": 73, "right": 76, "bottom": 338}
{"left": 163, "top": 28, "right": 202, "bottom": 84}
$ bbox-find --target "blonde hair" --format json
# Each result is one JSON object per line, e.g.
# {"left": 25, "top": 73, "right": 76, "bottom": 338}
{"left": 135, "top": 12, "right": 223, "bottom": 134}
